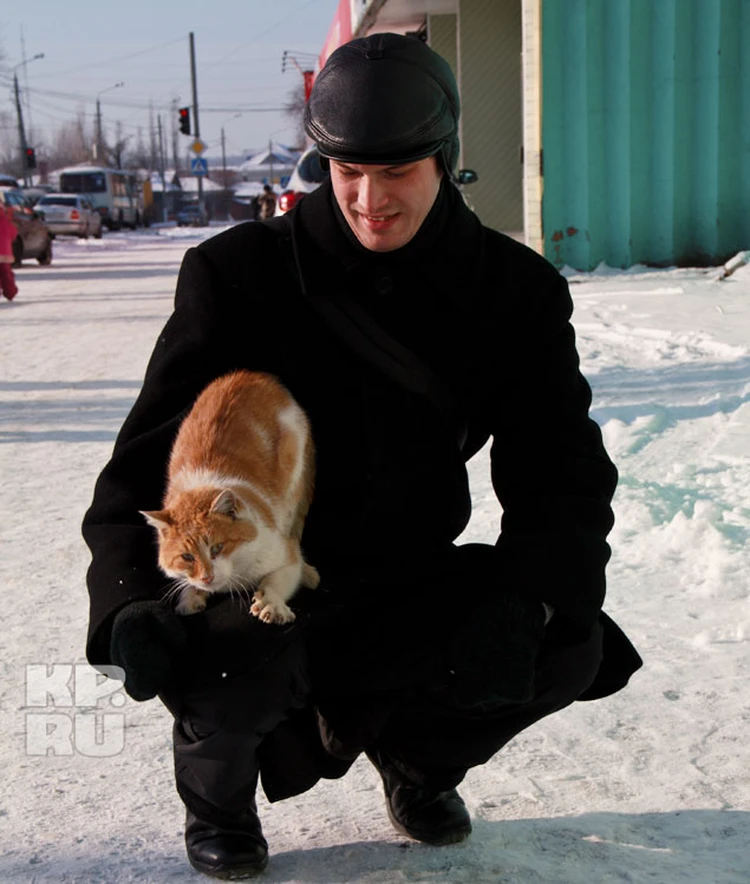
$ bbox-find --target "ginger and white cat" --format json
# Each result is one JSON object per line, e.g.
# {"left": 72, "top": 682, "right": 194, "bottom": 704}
{"left": 141, "top": 370, "right": 319, "bottom": 623}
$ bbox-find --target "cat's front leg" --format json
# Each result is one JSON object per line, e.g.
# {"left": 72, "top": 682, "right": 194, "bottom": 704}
{"left": 250, "top": 564, "right": 301, "bottom": 624}
{"left": 176, "top": 586, "right": 209, "bottom": 615}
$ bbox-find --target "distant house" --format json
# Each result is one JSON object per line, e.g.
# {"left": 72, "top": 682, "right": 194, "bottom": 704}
{"left": 238, "top": 143, "right": 300, "bottom": 188}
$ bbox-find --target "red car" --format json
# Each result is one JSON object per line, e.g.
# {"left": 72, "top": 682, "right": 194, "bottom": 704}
{"left": 0, "top": 187, "right": 53, "bottom": 265}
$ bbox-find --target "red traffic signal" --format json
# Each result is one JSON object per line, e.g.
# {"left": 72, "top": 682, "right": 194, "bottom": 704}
{"left": 179, "top": 107, "right": 191, "bottom": 135}
{"left": 25, "top": 147, "right": 37, "bottom": 169}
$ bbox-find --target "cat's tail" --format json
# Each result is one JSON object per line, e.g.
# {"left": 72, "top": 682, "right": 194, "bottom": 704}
{"left": 301, "top": 561, "right": 320, "bottom": 589}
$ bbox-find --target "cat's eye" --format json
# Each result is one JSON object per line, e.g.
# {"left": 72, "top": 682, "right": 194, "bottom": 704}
{"left": 181, "top": 552, "right": 195, "bottom": 563}
{"left": 210, "top": 543, "right": 224, "bottom": 558}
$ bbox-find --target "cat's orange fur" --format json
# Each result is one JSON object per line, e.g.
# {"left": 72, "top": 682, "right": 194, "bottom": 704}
{"left": 141, "top": 370, "right": 318, "bottom": 623}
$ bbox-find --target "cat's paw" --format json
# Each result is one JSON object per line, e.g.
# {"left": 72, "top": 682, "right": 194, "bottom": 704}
{"left": 250, "top": 594, "right": 296, "bottom": 625}
{"left": 302, "top": 563, "right": 320, "bottom": 589}
{"left": 176, "top": 589, "right": 207, "bottom": 616}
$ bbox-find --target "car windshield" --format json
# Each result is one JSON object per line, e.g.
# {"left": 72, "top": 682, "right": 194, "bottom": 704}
{"left": 40, "top": 197, "right": 79, "bottom": 207}
{"left": 60, "top": 173, "right": 106, "bottom": 194}
{"left": 3, "top": 191, "right": 27, "bottom": 207}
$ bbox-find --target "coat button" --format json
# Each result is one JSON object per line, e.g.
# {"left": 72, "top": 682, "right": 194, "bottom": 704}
{"left": 374, "top": 276, "right": 393, "bottom": 296}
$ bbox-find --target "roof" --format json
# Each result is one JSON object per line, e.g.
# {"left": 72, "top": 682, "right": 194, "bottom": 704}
{"left": 238, "top": 143, "right": 300, "bottom": 172}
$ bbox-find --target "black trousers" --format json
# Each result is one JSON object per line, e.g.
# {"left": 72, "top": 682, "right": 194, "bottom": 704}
{"left": 159, "top": 620, "right": 603, "bottom": 824}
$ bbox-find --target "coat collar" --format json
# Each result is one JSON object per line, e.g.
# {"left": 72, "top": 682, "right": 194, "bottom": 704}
{"left": 292, "top": 177, "right": 486, "bottom": 304}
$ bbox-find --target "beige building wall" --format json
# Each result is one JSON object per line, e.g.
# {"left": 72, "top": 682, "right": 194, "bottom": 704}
{"left": 457, "top": 0, "right": 523, "bottom": 233}
{"left": 521, "top": 0, "right": 543, "bottom": 254}
{"left": 427, "top": 14, "right": 458, "bottom": 80}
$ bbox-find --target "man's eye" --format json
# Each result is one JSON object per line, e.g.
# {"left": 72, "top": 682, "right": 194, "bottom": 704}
{"left": 210, "top": 543, "right": 224, "bottom": 558}
{"left": 181, "top": 553, "right": 195, "bottom": 563}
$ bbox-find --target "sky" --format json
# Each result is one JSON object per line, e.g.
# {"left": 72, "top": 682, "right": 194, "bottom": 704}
{"left": 0, "top": 0, "right": 339, "bottom": 163}
{"left": 0, "top": 224, "right": 748, "bottom": 881}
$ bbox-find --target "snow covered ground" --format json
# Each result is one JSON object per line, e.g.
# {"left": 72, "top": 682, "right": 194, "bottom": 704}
{"left": 1, "top": 226, "right": 748, "bottom": 882}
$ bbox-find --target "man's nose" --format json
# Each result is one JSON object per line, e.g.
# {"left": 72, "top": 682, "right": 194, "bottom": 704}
{"left": 358, "top": 174, "right": 387, "bottom": 213}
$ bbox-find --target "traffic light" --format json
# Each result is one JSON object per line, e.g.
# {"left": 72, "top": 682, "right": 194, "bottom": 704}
{"left": 25, "top": 147, "right": 37, "bottom": 169}
{"left": 179, "top": 107, "right": 191, "bottom": 136}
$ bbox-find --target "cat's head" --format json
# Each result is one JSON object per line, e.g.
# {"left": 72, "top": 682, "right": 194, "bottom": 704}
{"left": 141, "top": 489, "right": 257, "bottom": 593}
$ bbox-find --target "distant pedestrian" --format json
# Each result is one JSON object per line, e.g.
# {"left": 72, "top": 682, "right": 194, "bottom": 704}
{"left": 256, "top": 184, "right": 277, "bottom": 220}
{"left": 0, "top": 206, "right": 19, "bottom": 301}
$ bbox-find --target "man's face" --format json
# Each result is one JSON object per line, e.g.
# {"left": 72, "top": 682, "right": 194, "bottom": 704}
{"left": 329, "top": 156, "right": 442, "bottom": 252}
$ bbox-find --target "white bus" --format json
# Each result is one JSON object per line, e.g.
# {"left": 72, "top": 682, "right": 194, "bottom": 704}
{"left": 58, "top": 165, "right": 142, "bottom": 230}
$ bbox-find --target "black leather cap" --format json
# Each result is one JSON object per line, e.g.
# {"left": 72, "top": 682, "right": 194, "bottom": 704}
{"left": 304, "top": 33, "right": 460, "bottom": 172}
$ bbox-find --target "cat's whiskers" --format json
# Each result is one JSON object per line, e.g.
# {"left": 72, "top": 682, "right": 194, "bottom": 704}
{"left": 163, "top": 582, "right": 186, "bottom": 604}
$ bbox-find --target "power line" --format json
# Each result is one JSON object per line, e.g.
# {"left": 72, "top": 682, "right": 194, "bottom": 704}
{"left": 21, "top": 36, "right": 186, "bottom": 79}
{"left": 203, "top": 0, "right": 325, "bottom": 68}
{"left": 2, "top": 76, "right": 288, "bottom": 114}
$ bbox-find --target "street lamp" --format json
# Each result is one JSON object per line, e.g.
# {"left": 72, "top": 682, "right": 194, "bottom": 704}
{"left": 12, "top": 53, "right": 44, "bottom": 185}
{"left": 95, "top": 82, "right": 124, "bottom": 164}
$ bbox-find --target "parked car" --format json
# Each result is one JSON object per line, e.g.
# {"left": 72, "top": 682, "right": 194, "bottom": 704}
{"left": 275, "top": 145, "right": 329, "bottom": 215}
{"left": 36, "top": 193, "right": 103, "bottom": 239}
{"left": 176, "top": 204, "right": 209, "bottom": 227}
{"left": 0, "top": 186, "right": 53, "bottom": 265}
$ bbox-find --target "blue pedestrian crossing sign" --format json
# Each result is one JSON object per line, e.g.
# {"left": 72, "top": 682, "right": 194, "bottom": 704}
{"left": 190, "top": 156, "right": 208, "bottom": 176}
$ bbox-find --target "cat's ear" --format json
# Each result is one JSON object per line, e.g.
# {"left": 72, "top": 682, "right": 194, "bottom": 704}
{"left": 140, "top": 509, "right": 172, "bottom": 531}
{"left": 210, "top": 490, "right": 238, "bottom": 519}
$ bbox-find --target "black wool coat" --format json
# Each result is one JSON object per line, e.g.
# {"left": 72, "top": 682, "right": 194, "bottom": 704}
{"left": 83, "top": 179, "right": 640, "bottom": 792}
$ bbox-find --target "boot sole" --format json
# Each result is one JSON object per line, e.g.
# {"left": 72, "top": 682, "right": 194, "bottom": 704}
{"left": 187, "top": 853, "right": 269, "bottom": 880}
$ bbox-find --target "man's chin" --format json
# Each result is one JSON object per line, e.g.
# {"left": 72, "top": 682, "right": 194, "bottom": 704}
{"left": 353, "top": 225, "right": 410, "bottom": 253}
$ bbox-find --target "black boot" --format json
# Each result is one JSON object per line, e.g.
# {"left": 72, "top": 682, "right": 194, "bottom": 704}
{"left": 185, "top": 808, "right": 268, "bottom": 880}
{"left": 369, "top": 752, "right": 472, "bottom": 845}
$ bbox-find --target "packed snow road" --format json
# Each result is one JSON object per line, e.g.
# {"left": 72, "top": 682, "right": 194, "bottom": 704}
{"left": 1, "top": 227, "right": 748, "bottom": 882}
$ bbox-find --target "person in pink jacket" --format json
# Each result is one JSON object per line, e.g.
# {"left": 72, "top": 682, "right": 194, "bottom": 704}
{"left": 0, "top": 206, "right": 19, "bottom": 301}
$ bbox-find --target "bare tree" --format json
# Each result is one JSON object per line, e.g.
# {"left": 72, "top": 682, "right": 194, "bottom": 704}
{"left": 109, "top": 121, "right": 130, "bottom": 170}
{"left": 44, "top": 109, "right": 94, "bottom": 169}
{"left": 283, "top": 82, "right": 308, "bottom": 149}
{"left": 129, "top": 126, "right": 152, "bottom": 172}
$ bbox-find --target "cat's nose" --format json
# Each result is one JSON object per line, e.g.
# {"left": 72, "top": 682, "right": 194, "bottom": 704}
{"left": 202, "top": 575, "right": 214, "bottom": 585}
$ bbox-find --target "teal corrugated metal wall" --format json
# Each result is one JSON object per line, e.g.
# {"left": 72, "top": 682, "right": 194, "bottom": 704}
{"left": 542, "top": 0, "right": 750, "bottom": 270}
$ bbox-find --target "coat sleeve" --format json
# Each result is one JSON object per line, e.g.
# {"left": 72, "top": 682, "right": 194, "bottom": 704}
{"left": 487, "top": 260, "right": 618, "bottom": 630}
{"left": 82, "top": 242, "right": 263, "bottom": 665}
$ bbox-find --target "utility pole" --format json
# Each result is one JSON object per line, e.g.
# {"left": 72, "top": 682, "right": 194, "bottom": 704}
{"left": 189, "top": 32, "right": 203, "bottom": 210}
{"left": 221, "top": 127, "right": 228, "bottom": 218}
{"left": 20, "top": 29, "right": 36, "bottom": 148}
{"left": 170, "top": 98, "right": 179, "bottom": 174}
{"left": 95, "top": 98, "right": 103, "bottom": 162}
{"left": 157, "top": 114, "right": 168, "bottom": 223}
{"left": 95, "top": 82, "right": 124, "bottom": 165}
{"left": 13, "top": 73, "right": 29, "bottom": 185}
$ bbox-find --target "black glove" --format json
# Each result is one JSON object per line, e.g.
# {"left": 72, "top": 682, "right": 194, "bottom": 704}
{"left": 109, "top": 600, "right": 188, "bottom": 701}
{"left": 432, "top": 591, "right": 546, "bottom": 710}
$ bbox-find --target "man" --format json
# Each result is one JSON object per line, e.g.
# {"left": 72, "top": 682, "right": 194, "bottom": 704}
{"left": 83, "top": 34, "right": 641, "bottom": 880}
{"left": 256, "top": 184, "right": 277, "bottom": 220}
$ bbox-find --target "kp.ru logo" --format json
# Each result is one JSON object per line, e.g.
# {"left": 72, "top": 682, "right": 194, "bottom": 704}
{"left": 25, "top": 664, "right": 127, "bottom": 757}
